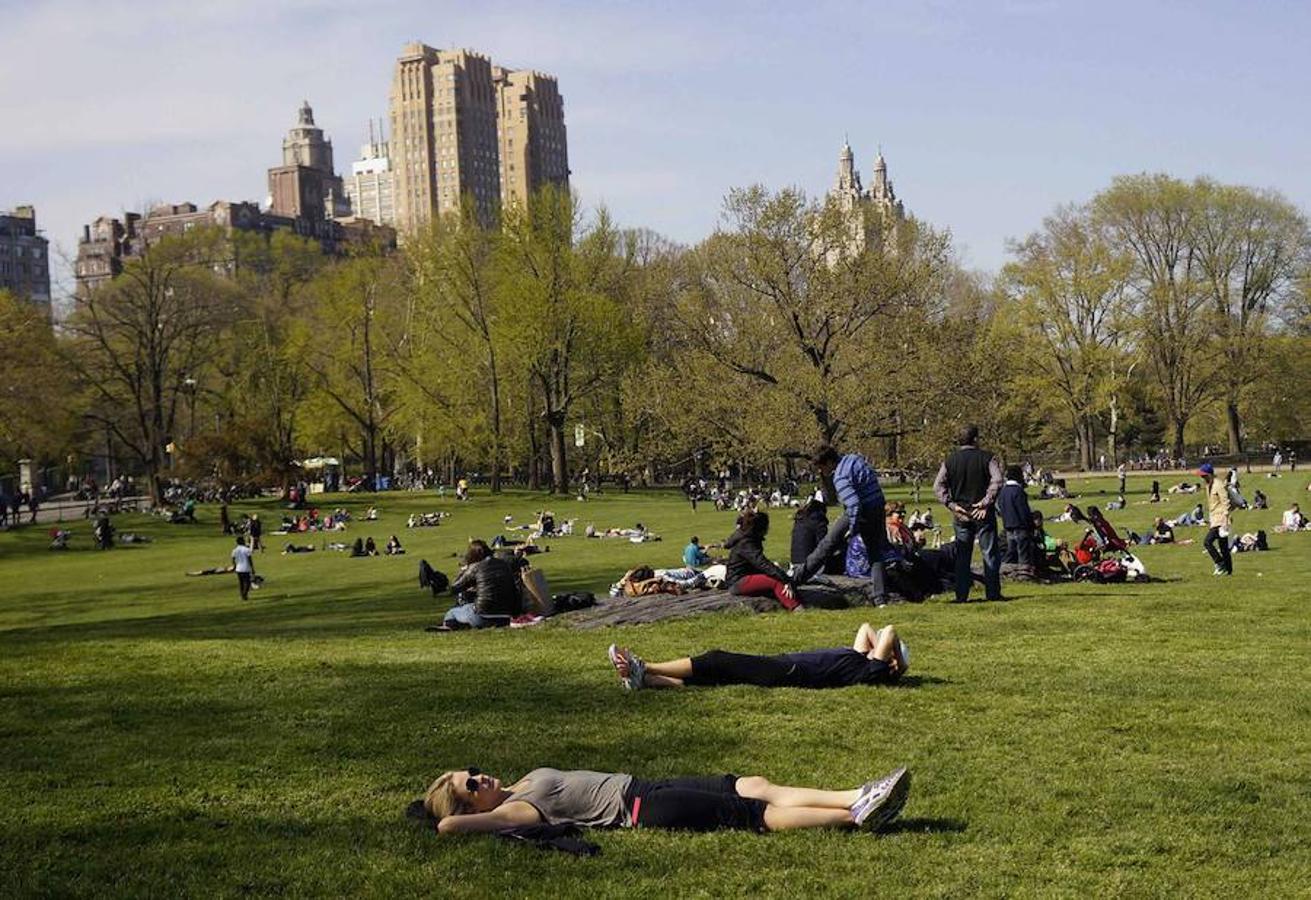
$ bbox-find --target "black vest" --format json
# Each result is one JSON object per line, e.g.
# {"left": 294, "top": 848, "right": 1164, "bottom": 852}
{"left": 945, "top": 447, "right": 995, "bottom": 506}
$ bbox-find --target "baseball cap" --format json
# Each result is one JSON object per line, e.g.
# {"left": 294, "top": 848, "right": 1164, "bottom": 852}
{"left": 1198, "top": 462, "right": 1215, "bottom": 476}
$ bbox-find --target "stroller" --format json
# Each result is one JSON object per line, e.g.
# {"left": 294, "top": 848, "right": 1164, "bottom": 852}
{"left": 1074, "top": 507, "right": 1148, "bottom": 583}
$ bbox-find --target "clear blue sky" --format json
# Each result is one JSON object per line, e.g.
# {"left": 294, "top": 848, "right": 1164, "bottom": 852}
{"left": 3, "top": 0, "right": 1309, "bottom": 295}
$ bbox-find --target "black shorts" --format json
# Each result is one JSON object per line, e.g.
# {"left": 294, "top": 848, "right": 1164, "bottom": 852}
{"left": 623, "top": 774, "right": 767, "bottom": 832}
{"left": 236, "top": 572, "right": 252, "bottom": 592}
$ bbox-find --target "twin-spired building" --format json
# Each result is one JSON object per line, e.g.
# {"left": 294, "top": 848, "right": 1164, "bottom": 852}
{"left": 385, "top": 43, "right": 569, "bottom": 233}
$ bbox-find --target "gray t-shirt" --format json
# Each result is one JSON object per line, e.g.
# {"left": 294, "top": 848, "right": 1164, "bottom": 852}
{"left": 508, "top": 768, "right": 632, "bottom": 828}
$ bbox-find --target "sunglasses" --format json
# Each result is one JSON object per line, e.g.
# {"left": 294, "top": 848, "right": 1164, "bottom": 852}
{"left": 465, "top": 767, "right": 482, "bottom": 793}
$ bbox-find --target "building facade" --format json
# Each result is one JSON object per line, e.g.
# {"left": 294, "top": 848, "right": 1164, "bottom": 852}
{"left": 494, "top": 67, "right": 569, "bottom": 210}
{"left": 0, "top": 206, "right": 52, "bottom": 313}
{"left": 75, "top": 99, "right": 398, "bottom": 297}
{"left": 267, "top": 101, "right": 351, "bottom": 222}
{"left": 343, "top": 119, "right": 398, "bottom": 228}
{"left": 824, "top": 141, "right": 906, "bottom": 260}
{"left": 389, "top": 42, "right": 569, "bottom": 233}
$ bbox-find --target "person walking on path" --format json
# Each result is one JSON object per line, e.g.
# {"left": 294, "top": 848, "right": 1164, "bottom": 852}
{"left": 796, "top": 445, "right": 889, "bottom": 605}
{"left": 1199, "top": 463, "right": 1233, "bottom": 576}
{"left": 933, "top": 424, "right": 1004, "bottom": 602}
{"left": 232, "top": 535, "right": 256, "bottom": 600}
{"left": 1117, "top": 463, "right": 1127, "bottom": 496}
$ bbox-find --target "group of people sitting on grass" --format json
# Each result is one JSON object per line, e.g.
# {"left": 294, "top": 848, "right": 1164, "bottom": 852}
{"left": 276, "top": 508, "right": 348, "bottom": 534}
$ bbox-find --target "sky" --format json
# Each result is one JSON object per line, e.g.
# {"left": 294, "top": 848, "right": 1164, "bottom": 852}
{"left": 3, "top": 0, "right": 1310, "bottom": 298}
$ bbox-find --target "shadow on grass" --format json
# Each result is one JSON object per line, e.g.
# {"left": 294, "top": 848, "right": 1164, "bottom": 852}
{"left": 881, "top": 816, "right": 967, "bottom": 835}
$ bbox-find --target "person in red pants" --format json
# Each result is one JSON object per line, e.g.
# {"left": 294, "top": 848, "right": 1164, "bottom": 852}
{"left": 723, "top": 509, "right": 798, "bottom": 609}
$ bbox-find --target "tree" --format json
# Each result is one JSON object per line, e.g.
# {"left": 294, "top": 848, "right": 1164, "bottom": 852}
{"left": 1094, "top": 175, "right": 1218, "bottom": 458}
{"left": 402, "top": 202, "right": 509, "bottom": 491}
{"left": 676, "top": 185, "right": 951, "bottom": 453}
{"left": 497, "top": 186, "right": 642, "bottom": 493}
{"left": 1003, "top": 205, "right": 1132, "bottom": 469}
{"left": 0, "top": 290, "right": 79, "bottom": 466}
{"left": 1191, "top": 180, "right": 1308, "bottom": 453}
{"left": 64, "top": 229, "right": 239, "bottom": 502}
{"left": 295, "top": 253, "right": 401, "bottom": 491}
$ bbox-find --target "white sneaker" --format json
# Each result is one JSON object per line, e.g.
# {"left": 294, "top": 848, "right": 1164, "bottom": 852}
{"left": 607, "top": 644, "right": 645, "bottom": 691}
{"left": 850, "top": 767, "right": 911, "bottom": 831}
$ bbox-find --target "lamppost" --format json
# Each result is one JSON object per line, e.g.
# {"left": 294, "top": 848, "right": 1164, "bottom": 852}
{"left": 183, "top": 377, "right": 198, "bottom": 441}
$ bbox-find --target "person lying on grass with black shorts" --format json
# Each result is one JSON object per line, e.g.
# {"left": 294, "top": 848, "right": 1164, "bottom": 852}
{"left": 606, "top": 623, "right": 908, "bottom": 691}
{"left": 419, "top": 764, "right": 910, "bottom": 835}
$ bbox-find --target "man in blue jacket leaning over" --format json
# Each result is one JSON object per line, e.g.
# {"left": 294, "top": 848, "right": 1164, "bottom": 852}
{"left": 796, "top": 444, "right": 889, "bottom": 605}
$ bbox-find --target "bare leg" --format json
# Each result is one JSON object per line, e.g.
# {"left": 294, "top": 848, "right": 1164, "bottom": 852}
{"left": 644, "top": 673, "right": 685, "bottom": 689}
{"left": 735, "top": 776, "right": 860, "bottom": 809}
{"left": 645, "top": 657, "right": 695, "bottom": 679}
{"left": 763, "top": 805, "right": 854, "bottom": 831}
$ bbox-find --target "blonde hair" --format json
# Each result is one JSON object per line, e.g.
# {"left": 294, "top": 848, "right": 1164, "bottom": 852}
{"left": 424, "top": 772, "right": 467, "bottom": 822}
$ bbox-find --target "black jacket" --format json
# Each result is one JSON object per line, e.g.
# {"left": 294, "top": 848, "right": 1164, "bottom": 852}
{"left": 451, "top": 556, "right": 523, "bottom": 617}
{"left": 998, "top": 482, "right": 1034, "bottom": 531}
{"left": 723, "top": 530, "right": 790, "bottom": 586}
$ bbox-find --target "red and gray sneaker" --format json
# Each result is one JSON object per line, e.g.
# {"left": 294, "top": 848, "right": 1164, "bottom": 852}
{"left": 850, "top": 767, "right": 911, "bottom": 831}
{"left": 607, "top": 644, "right": 646, "bottom": 691}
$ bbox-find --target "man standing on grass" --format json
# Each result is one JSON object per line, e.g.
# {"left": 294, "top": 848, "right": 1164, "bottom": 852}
{"left": 796, "top": 445, "right": 889, "bottom": 605}
{"left": 1199, "top": 463, "right": 1233, "bottom": 576}
{"left": 232, "top": 535, "right": 256, "bottom": 600}
{"left": 934, "top": 424, "right": 1005, "bottom": 603}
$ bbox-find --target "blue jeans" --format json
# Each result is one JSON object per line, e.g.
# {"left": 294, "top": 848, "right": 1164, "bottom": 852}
{"left": 444, "top": 602, "right": 489, "bottom": 628}
{"left": 800, "top": 505, "right": 888, "bottom": 602}
{"left": 953, "top": 515, "right": 1001, "bottom": 601}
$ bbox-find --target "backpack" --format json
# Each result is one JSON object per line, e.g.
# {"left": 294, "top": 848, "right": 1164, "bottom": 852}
{"left": 551, "top": 591, "right": 597, "bottom": 613}
{"left": 844, "top": 534, "right": 871, "bottom": 578}
{"left": 418, "top": 559, "right": 450, "bottom": 596}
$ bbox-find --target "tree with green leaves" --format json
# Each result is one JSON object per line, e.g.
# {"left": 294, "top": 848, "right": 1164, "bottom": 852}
{"left": 1003, "top": 204, "right": 1132, "bottom": 469}
{"left": 675, "top": 185, "right": 951, "bottom": 456}
{"left": 0, "top": 290, "right": 80, "bottom": 468}
{"left": 497, "top": 186, "right": 643, "bottom": 493}
{"left": 64, "top": 229, "right": 240, "bottom": 502}
{"left": 1190, "top": 179, "right": 1308, "bottom": 453}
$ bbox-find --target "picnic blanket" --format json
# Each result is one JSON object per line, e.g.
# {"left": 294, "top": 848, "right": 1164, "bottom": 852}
{"left": 561, "top": 576, "right": 901, "bottom": 630}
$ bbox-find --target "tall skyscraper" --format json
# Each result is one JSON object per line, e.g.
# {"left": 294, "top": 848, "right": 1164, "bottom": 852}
{"left": 344, "top": 119, "right": 398, "bottom": 228}
{"left": 267, "top": 101, "right": 351, "bottom": 222}
{"left": 0, "top": 206, "right": 52, "bottom": 315}
{"left": 388, "top": 43, "right": 569, "bottom": 233}
{"left": 494, "top": 67, "right": 569, "bottom": 210}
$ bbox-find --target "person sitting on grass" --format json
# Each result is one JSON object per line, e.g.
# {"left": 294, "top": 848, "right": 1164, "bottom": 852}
{"left": 1277, "top": 503, "right": 1307, "bottom": 533}
{"left": 682, "top": 535, "right": 714, "bottom": 568}
{"left": 364, "top": 536, "right": 380, "bottom": 556}
{"left": 438, "top": 539, "right": 523, "bottom": 629}
{"left": 606, "top": 622, "right": 908, "bottom": 692}
{"left": 418, "top": 764, "right": 910, "bottom": 836}
{"left": 722, "top": 509, "right": 798, "bottom": 610}
{"left": 1149, "top": 516, "right": 1175, "bottom": 544}
{"left": 1251, "top": 489, "right": 1268, "bottom": 510}
{"left": 385, "top": 534, "right": 405, "bottom": 555}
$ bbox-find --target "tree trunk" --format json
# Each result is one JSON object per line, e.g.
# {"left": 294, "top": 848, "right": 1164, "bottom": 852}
{"left": 1171, "top": 418, "right": 1186, "bottom": 460}
{"left": 1225, "top": 401, "right": 1243, "bottom": 455}
{"left": 547, "top": 410, "right": 569, "bottom": 494}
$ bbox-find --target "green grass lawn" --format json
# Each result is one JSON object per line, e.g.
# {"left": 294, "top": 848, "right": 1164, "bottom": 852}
{"left": 2, "top": 475, "right": 1309, "bottom": 897}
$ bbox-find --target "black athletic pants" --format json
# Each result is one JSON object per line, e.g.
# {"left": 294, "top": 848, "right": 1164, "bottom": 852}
{"left": 684, "top": 650, "right": 797, "bottom": 688}
{"left": 1203, "top": 526, "right": 1233, "bottom": 574}
{"left": 623, "top": 774, "right": 767, "bottom": 832}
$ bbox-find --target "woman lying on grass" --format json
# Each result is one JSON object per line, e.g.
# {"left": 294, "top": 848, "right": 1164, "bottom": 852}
{"left": 607, "top": 623, "right": 908, "bottom": 691}
{"left": 422, "top": 765, "right": 910, "bottom": 835}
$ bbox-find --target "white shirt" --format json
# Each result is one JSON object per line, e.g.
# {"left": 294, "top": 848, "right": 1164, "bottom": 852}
{"left": 232, "top": 545, "right": 254, "bottom": 574}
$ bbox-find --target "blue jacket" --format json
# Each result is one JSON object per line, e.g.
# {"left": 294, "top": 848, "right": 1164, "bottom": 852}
{"left": 683, "top": 541, "right": 710, "bottom": 568}
{"left": 833, "top": 453, "right": 885, "bottom": 522}
{"left": 998, "top": 481, "right": 1034, "bottom": 531}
